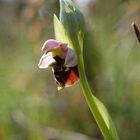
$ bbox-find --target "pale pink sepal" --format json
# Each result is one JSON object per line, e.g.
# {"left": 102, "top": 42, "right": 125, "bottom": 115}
{"left": 64, "top": 48, "right": 77, "bottom": 67}
{"left": 38, "top": 52, "right": 56, "bottom": 69}
{"left": 41, "top": 39, "right": 68, "bottom": 52}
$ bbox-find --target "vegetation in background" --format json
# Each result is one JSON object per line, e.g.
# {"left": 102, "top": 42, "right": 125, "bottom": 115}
{"left": 0, "top": 0, "right": 140, "bottom": 140}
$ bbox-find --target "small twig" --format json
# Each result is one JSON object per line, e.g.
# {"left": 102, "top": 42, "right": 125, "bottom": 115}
{"left": 132, "top": 22, "right": 140, "bottom": 43}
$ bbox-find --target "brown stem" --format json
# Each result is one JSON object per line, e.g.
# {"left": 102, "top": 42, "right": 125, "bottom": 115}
{"left": 132, "top": 22, "right": 140, "bottom": 43}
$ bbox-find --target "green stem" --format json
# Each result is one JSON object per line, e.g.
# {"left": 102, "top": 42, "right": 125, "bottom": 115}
{"left": 77, "top": 54, "right": 117, "bottom": 140}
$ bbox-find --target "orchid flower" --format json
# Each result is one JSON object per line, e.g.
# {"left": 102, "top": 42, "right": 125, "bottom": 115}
{"left": 38, "top": 39, "right": 79, "bottom": 90}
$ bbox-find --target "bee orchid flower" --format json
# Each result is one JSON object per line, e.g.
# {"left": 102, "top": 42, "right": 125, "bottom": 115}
{"left": 38, "top": 39, "right": 79, "bottom": 90}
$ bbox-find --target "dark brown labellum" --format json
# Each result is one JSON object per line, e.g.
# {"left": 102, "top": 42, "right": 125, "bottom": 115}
{"left": 52, "top": 56, "right": 79, "bottom": 87}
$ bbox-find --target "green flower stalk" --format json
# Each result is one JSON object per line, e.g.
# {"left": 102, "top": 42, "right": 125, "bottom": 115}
{"left": 38, "top": 0, "right": 119, "bottom": 139}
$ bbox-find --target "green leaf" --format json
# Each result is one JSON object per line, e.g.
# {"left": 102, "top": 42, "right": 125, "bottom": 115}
{"left": 54, "top": 14, "right": 73, "bottom": 50}
{"left": 93, "top": 96, "right": 119, "bottom": 140}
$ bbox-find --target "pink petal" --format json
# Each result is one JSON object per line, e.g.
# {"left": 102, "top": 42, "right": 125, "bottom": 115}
{"left": 64, "top": 48, "right": 77, "bottom": 67}
{"left": 59, "top": 43, "right": 68, "bottom": 52}
{"left": 42, "top": 39, "right": 59, "bottom": 51}
{"left": 38, "top": 52, "right": 56, "bottom": 69}
{"left": 41, "top": 39, "right": 68, "bottom": 53}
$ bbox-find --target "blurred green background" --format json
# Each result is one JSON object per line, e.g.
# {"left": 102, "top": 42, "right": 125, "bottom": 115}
{"left": 0, "top": 0, "right": 140, "bottom": 140}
